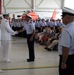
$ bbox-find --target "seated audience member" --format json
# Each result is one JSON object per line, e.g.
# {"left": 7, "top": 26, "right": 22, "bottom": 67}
{"left": 35, "top": 26, "right": 50, "bottom": 43}
{"left": 39, "top": 26, "right": 51, "bottom": 45}
{"left": 44, "top": 26, "right": 63, "bottom": 51}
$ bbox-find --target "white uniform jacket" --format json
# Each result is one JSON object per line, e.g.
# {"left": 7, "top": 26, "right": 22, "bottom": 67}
{"left": 1, "top": 18, "right": 16, "bottom": 40}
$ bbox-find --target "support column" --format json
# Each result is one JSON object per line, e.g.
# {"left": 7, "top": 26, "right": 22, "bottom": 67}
{"left": 61, "top": 0, "right": 64, "bottom": 9}
{"left": 0, "top": 0, "right": 2, "bottom": 14}
{"left": 31, "top": 0, "right": 35, "bottom": 11}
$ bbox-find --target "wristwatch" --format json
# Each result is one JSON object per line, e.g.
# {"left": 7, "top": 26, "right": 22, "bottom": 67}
{"left": 61, "top": 62, "right": 66, "bottom": 64}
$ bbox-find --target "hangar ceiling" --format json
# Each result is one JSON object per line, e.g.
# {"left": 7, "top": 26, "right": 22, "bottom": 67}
{"left": 2, "top": 0, "right": 64, "bottom": 13}
{"left": 1, "top": 0, "right": 64, "bottom": 19}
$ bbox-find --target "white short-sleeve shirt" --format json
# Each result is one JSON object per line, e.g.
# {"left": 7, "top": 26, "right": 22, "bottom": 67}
{"left": 23, "top": 21, "right": 35, "bottom": 34}
{"left": 58, "top": 22, "right": 74, "bottom": 55}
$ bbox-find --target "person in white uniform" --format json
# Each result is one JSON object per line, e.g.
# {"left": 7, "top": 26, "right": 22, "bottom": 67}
{"left": 0, "top": 16, "right": 2, "bottom": 47}
{"left": 58, "top": 7, "right": 74, "bottom": 75}
{"left": 0, "top": 14, "right": 18, "bottom": 63}
{"left": 0, "top": 16, "right": 4, "bottom": 73}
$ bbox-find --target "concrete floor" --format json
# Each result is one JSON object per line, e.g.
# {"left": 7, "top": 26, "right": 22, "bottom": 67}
{"left": 0, "top": 36, "right": 59, "bottom": 75}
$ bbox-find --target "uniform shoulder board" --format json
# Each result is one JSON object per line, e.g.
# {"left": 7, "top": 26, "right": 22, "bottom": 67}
{"left": 5, "top": 19, "right": 8, "bottom": 22}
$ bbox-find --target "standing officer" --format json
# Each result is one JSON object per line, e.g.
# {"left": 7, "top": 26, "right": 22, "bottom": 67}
{"left": 19, "top": 14, "right": 35, "bottom": 62}
{"left": 58, "top": 7, "right": 74, "bottom": 75}
{"left": 0, "top": 13, "right": 18, "bottom": 63}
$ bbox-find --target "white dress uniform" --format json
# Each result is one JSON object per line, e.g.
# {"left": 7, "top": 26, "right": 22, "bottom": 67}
{"left": 0, "top": 18, "right": 17, "bottom": 62}
{"left": 0, "top": 22, "right": 1, "bottom": 61}
{"left": 0, "top": 24, "right": 1, "bottom": 47}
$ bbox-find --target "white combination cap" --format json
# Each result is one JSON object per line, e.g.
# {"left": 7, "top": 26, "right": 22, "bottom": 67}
{"left": 2, "top": 13, "right": 9, "bottom": 17}
{"left": 62, "top": 7, "right": 74, "bottom": 16}
{"left": 26, "top": 14, "right": 32, "bottom": 19}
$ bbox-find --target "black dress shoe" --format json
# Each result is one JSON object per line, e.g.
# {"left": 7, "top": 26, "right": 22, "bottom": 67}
{"left": 27, "top": 59, "right": 34, "bottom": 62}
{"left": 44, "top": 47, "right": 51, "bottom": 51}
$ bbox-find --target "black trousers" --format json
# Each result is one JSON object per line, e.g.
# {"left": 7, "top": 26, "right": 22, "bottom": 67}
{"left": 59, "top": 55, "right": 74, "bottom": 75}
{"left": 27, "top": 34, "right": 35, "bottom": 60}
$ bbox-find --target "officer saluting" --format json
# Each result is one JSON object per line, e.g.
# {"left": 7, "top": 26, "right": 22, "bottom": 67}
{"left": 58, "top": 7, "right": 74, "bottom": 75}
{"left": 0, "top": 13, "right": 18, "bottom": 63}
{"left": 19, "top": 14, "right": 35, "bottom": 62}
